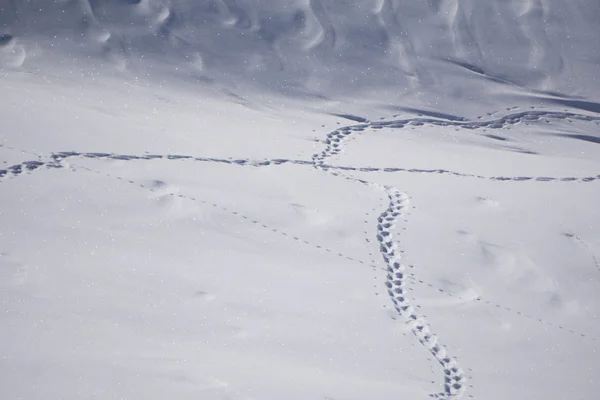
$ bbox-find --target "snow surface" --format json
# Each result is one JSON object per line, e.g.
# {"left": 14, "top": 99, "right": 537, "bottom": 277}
{"left": 1, "top": 1, "right": 599, "bottom": 399}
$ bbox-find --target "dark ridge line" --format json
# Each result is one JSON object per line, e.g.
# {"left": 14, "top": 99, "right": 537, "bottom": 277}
{"left": 547, "top": 98, "right": 600, "bottom": 115}
{"left": 331, "top": 113, "right": 368, "bottom": 123}
{"left": 555, "top": 133, "right": 600, "bottom": 145}
{"left": 390, "top": 107, "right": 467, "bottom": 122}
{"left": 0, "top": 34, "right": 13, "bottom": 46}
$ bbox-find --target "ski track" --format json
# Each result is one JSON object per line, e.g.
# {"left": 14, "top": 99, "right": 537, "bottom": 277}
{"left": 2, "top": 108, "right": 600, "bottom": 398}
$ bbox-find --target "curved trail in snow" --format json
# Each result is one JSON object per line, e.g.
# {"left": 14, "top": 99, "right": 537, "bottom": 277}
{"left": 3, "top": 146, "right": 595, "bottom": 345}
{"left": 378, "top": 189, "right": 466, "bottom": 398}
{"left": 2, "top": 148, "right": 600, "bottom": 186}
{"left": 312, "top": 118, "right": 468, "bottom": 399}
{"left": 369, "top": 109, "right": 600, "bottom": 130}
{"left": 3, "top": 107, "right": 600, "bottom": 398}
{"left": 2, "top": 152, "right": 600, "bottom": 184}
{"left": 2, "top": 108, "right": 600, "bottom": 185}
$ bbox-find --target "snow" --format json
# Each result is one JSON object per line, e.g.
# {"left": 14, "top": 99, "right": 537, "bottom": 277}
{"left": 1, "top": 1, "right": 599, "bottom": 399}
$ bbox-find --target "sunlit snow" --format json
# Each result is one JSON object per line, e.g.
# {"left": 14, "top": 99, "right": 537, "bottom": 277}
{"left": 1, "top": 1, "right": 599, "bottom": 399}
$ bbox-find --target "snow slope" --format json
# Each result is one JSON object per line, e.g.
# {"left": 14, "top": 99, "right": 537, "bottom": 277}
{"left": 1, "top": 1, "right": 600, "bottom": 399}
{"left": 2, "top": 0, "right": 600, "bottom": 113}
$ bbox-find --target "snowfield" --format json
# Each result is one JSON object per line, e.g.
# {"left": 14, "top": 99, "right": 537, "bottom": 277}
{"left": 1, "top": 1, "right": 599, "bottom": 399}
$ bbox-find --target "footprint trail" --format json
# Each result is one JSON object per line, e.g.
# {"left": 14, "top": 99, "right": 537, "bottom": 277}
{"left": 3, "top": 107, "right": 600, "bottom": 399}
{"left": 378, "top": 188, "right": 466, "bottom": 399}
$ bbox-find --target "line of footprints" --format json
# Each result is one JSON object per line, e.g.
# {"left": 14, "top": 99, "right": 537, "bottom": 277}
{"left": 3, "top": 106, "right": 600, "bottom": 399}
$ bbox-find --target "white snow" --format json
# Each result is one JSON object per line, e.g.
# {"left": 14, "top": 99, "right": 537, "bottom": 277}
{"left": 1, "top": 1, "right": 599, "bottom": 399}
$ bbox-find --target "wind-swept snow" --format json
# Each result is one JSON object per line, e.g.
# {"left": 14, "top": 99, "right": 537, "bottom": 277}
{"left": 2, "top": 0, "right": 600, "bottom": 110}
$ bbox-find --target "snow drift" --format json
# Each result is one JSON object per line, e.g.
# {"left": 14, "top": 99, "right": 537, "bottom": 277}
{"left": 2, "top": 0, "right": 600, "bottom": 109}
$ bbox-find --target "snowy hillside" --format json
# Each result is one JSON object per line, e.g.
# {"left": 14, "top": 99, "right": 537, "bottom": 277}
{"left": 1, "top": 1, "right": 599, "bottom": 400}
{"left": 3, "top": 0, "right": 600, "bottom": 111}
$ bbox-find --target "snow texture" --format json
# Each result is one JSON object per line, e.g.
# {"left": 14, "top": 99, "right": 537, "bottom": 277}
{"left": 1, "top": 1, "right": 599, "bottom": 399}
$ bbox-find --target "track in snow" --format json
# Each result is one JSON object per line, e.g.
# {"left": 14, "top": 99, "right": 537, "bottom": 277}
{"left": 21, "top": 154, "right": 593, "bottom": 345}
{"left": 311, "top": 118, "right": 468, "bottom": 398}
{"left": 565, "top": 232, "right": 600, "bottom": 274}
{"left": 2, "top": 151, "right": 600, "bottom": 186}
{"left": 2, "top": 107, "right": 600, "bottom": 399}
{"left": 378, "top": 189, "right": 465, "bottom": 398}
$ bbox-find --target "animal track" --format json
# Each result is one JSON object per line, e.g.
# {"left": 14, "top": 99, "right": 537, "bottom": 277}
{"left": 370, "top": 110, "right": 600, "bottom": 131}
{"left": 2, "top": 136, "right": 599, "bottom": 186}
{"left": 0, "top": 159, "right": 60, "bottom": 181}
{"left": 565, "top": 232, "right": 600, "bottom": 274}
{"left": 2, "top": 152, "right": 598, "bottom": 185}
{"left": 312, "top": 124, "right": 368, "bottom": 167}
{"left": 408, "top": 273, "right": 598, "bottom": 342}
{"left": 71, "top": 165, "right": 373, "bottom": 269}
{"left": 19, "top": 154, "right": 592, "bottom": 345}
{"left": 310, "top": 120, "right": 467, "bottom": 398}
{"left": 3, "top": 107, "right": 600, "bottom": 399}
{"left": 321, "top": 163, "right": 600, "bottom": 183}
{"left": 377, "top": 188, "right": 466, "bottom": 399}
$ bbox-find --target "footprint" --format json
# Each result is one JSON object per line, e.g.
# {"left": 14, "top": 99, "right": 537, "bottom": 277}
{"left": 476, "top": 196, "right": 499, "bottom": 207}
{"left": 194, "top": 291, "right": 216, "bottom": 303}
{"left": 149, "top": 179, "right": 167, "bottom": 188}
